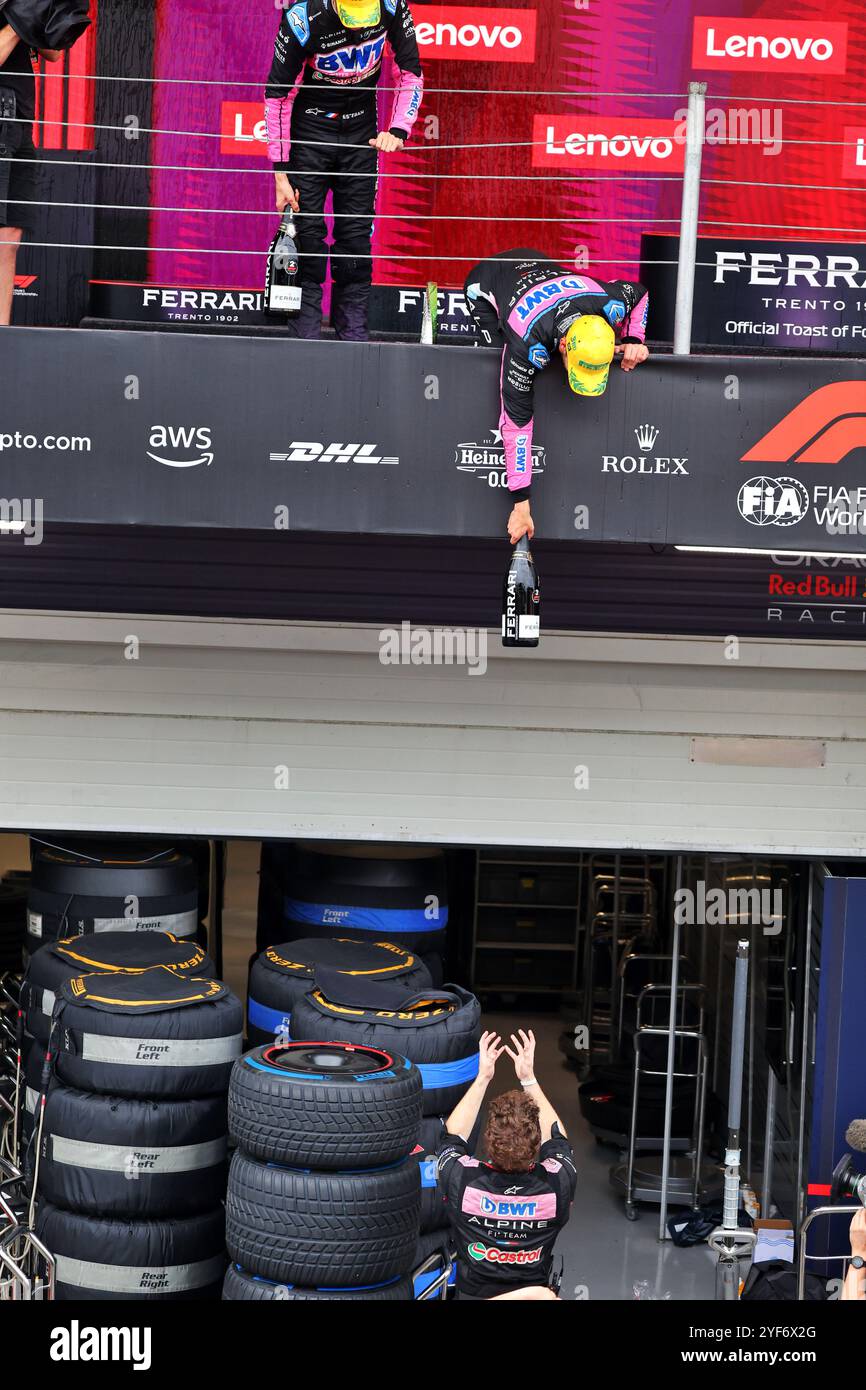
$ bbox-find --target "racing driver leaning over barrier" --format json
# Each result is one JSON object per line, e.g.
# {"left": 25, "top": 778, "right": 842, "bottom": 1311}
{"left": 436, "top": 1028, "right": 576, "bottom": 1301}
{"left": 265, "top": 0, "right": 423, "bottom": 341}
{"left": 464, "top": 249, "right": 650, "bottom": 544}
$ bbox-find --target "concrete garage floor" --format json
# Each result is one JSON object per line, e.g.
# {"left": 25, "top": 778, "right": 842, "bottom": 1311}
{"left": 221, "top": 842, "right": 718, "bottom": 1303}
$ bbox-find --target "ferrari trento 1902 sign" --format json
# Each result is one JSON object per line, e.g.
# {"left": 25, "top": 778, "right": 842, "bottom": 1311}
{"left": 0, "top": 329, "right": 863, "bottom": 554}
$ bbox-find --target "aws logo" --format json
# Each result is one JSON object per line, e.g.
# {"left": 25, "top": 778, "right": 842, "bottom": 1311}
{"left": 147, "top": 425, "right": 214, "bottom": 469}
{"left": 742, "top": 382, "right": 866, "bottom": 466}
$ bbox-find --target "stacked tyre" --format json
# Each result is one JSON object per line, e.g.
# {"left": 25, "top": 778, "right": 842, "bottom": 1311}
{"left": 0, "top": 874, "right": 28, "bottom": 975}
{"left": 225, "top": 1041, "right": 423, "bottom": 1300}
{"left": 18, "top": 930, "right": 215, "bottom": 1145}
{"left": 27, "top": 842, "right": 202, "bottom": 957}
{"left": 291, "top": 976, "right": 481, "bottom": 1262}
{"left": 257, "top": 841, "right": 449, "bottom": 983}
{"left": 31, "top": 966, "right": 242, "bottom": 1300}
{"left": 245, "top": 936, "right": 431, "bottom": 1047}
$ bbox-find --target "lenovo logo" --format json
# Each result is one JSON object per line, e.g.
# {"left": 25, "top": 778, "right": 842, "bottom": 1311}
{"left": 842, "top": 127, "right": 866, "bottom": 181}
{"left": 532, "top": 116, "right": 684, "bottom": 172}
{"left": 742, "top": 383, "right": 866, "bottom": 466}
{"left": 412, "top": 5, "right": 537, "bottom": 63}
{"left": 693, "top": 18, "right": 848, "bottom": 75}
{"left": 220, "top": 102, "right": 267, "bottom": 157}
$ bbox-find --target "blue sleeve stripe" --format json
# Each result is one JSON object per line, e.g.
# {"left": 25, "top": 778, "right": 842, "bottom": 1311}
{"left": 247, "top": 998, "right": 291, "bottom": 1036}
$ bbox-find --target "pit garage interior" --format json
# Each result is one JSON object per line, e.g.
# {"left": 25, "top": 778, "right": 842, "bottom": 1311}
{"left": 1, "top": 612, "right": 864, "bottom": 1299}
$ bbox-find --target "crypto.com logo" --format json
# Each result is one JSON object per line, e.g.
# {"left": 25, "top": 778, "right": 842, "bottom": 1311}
{"left": 741, "top": 383, "right": 866, "bottom": 466}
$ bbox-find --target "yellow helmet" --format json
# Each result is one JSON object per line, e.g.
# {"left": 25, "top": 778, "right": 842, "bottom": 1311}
{"left": 336, "top": 0, "right": 381, "bottom": 27}
{"left": 564, "top": 315, "right": 616, "bottom": 396}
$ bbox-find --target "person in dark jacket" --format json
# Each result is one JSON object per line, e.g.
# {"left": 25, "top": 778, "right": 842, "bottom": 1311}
{"left": 436, "top": 1028, "right": 576, "bottom": 1301}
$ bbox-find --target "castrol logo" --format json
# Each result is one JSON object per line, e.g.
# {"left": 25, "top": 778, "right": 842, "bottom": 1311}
{"left": 692, "top": 18, "right": 848, "bottom": 75}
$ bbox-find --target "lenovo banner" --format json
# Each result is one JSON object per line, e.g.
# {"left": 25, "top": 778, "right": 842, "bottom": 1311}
{"left": 0, "top": 328, "right": 864, "bottom": 556}
{"left": 640, "top": 234, "right": 866, "bottom": 353}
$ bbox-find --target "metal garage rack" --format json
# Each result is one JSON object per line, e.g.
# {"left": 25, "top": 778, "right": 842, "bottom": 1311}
{"left": 0, "top": 1157, "right": 55, "bottom": 1300}
{"left": 797, "top": 1205, "right": 864, "bottom": 1300}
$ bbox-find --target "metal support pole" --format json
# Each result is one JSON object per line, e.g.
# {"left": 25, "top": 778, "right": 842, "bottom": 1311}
{"left": 761, "top": 1065, "right": 777, "bottom": 1219}
{"left": 657, "top": 854, "right": 683, "bottom": 1241}
{"left": 673, "top": 81, "right": 707, "bottom": 356}
{"left": 708, "top": 939, "right": 757, "bottom": 1294}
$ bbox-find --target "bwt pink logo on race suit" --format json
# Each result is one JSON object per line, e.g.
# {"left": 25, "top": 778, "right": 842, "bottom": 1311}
{"left": 532, "top": 116, "right": 685, "bottom": 172}
{"left": 314, "top": 35, "right": 386, "bottom": 79}
{"left": 692, "top": 17, "right": 848, "bottom": 75}
{"left": 411, "top": 5, "right": 537, "bottom": 62}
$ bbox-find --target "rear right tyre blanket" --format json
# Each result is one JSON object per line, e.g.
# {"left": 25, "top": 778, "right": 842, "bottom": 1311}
{"left": 229, "top": 1041, "right": 422, "bottom": 1168}
{"left": 282, "top": 842, "right": 448, "bottom": 954}
{"left": 22, "top": 931, "right": 214, "bottom": 1047}
{"left": 52, "top": 969, "right": 243, "bottom": 1099}
{"left": 35, "top": 1200, "right": 226, "bottom": 1300}
{"left": 222, "top": 1263, "right": 413, "bottom": 1302}
{"left": 245, "top": 937, "right": 430, "bottom": 1049}
{"left": 290, "top": 979, "right": 481, "bottom": 1117}
{"left": 32, "top": 1082, "right": 228, "bottom": 1217}
{"left": 27, "top": 845, "right": 199, "bottom": 955}
{"left": 225, "top": 1149, "right": 420, "bottom": 1287}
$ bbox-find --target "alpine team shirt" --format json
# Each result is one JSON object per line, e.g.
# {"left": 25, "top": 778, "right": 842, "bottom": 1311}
{"left": 436, "top": 1129, "right": 576, "bottom": 1297}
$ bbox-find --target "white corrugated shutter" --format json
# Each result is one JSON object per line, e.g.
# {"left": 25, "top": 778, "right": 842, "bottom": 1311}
{"left": 0, "top": 611, "right": 864, "bottom": 856}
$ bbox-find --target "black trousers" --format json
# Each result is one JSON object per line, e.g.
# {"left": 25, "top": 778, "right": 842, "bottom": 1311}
{"left": 289, "top": 108, "right": 379, "bottom": 341}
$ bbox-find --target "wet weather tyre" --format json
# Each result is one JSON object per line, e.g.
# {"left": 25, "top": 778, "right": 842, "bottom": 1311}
{"left": 35, "top": 1200, "right": 226, "bottom": 1300}
{"left": 229, "top": 1042, "right": 422, "bottom": 1168}
{"left": 225, "top": 1149, "right": 420, "bottom": 1286}
{"left": 222, "top": 1264, "right": 413, "bottom": 1302}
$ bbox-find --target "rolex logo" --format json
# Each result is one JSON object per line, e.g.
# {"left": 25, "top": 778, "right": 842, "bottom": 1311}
{"left": 634, "top": 423, "right": 660, "bottom": 450}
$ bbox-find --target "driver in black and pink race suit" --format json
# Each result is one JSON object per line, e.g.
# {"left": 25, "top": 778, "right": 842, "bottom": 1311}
{"left": 265, "top": 0, "right": 423, "bottom": 341}
{"left": 464, "top": 249, "right": 650, "bottom": 544}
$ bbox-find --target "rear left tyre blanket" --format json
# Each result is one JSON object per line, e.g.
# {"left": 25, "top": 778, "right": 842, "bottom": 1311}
{"left": 222, "top": 1263, "right": 413, "bottom": 1302}
{"left": 290, "top": 983, "right": 481, "bottom": 1117}
{"left": 245, "top": 936, "right": 430, "bottom": 1048}
{"left": 22, "top": 931, "right": 214, "bottom": 1047}
{"left": 32, "top": 1082, "right": 228, "bottom": 1217}
{"left": 229, "top": 1041, "right": 422, "bottom": 1168}
{"left": 282, "top": 842, "right": 448, "bottom": 953}
{"left": 53, "top": 970, "right": 243, "bottom": 1099}
{"left": 35, "top": 1199, "right": 226, "bottom": 1301}
{"left": 225, "top": 1149, "right": 420, "bottom": 1287}
{"left": 27, "top": 844, "right": 199, "bottom": 955}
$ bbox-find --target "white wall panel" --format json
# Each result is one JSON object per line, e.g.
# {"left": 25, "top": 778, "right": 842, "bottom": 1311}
{"left": 0, "top": 613, "right": 864, "bottom": 855}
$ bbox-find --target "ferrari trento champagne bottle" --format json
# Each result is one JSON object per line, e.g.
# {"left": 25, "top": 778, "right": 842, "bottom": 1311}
{"left": 502, "top": 535, "right": 540, "bottom": 648}
{"left": 265, "top": 211, "right": 302, "bottom": 315}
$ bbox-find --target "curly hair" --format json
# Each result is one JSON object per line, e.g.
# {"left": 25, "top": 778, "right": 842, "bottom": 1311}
{"left": 484, "top": 1089, "right": 542, "bottom": 1172}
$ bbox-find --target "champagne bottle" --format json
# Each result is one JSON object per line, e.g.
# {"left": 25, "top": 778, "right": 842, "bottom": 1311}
{"left": 265, "top": 211, "right": 302, "bottom": 315}
{"left": 502, "top": 535, "right": 540, "bottom": 648}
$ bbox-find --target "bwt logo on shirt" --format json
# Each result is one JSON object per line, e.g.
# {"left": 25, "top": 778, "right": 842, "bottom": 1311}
{"left": 532, "top": 115, "right": 685, "bottom": 172}
{"left": 412, "top": 5, "right": 537, "bottom": 63}
{"left": 480, "top": 1194, "right": 539, "bottom": 1217}
{"left": 314, "top": 37, "right": 386, "bottom": 75}
{"left": 692, "top": 17, "right": 848, "bottom": 75}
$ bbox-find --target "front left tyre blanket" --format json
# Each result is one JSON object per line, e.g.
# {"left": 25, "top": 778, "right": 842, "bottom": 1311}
{"left": 229, "top": 1041, "right": 422, "bottom": 1168}
{"left": 52, "top": 969, "right": 244, "bottom": 1098}
{"left": 26, "top": 845, "right": 200, "bottom": 955}
{"left": 31, "top": 1082, "right": 228, "bottom": 1217}
{"left": 222, "top": 1263, "right": 413, "bottom": 1302}
{"left": 35, "top": 1200, "right": 227, "bottom": 1300}
{"left": 22, "top": 931, "right": 215, "bottom": 1046}
{"left": 225, "top": 1149, "right": 420, "bottom": 1287}
{"left": 245, "top": 936, "right": 431, "bottom": 1048}
{"left": 290, "top": 980, "right": 482, "bottom": 1117}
